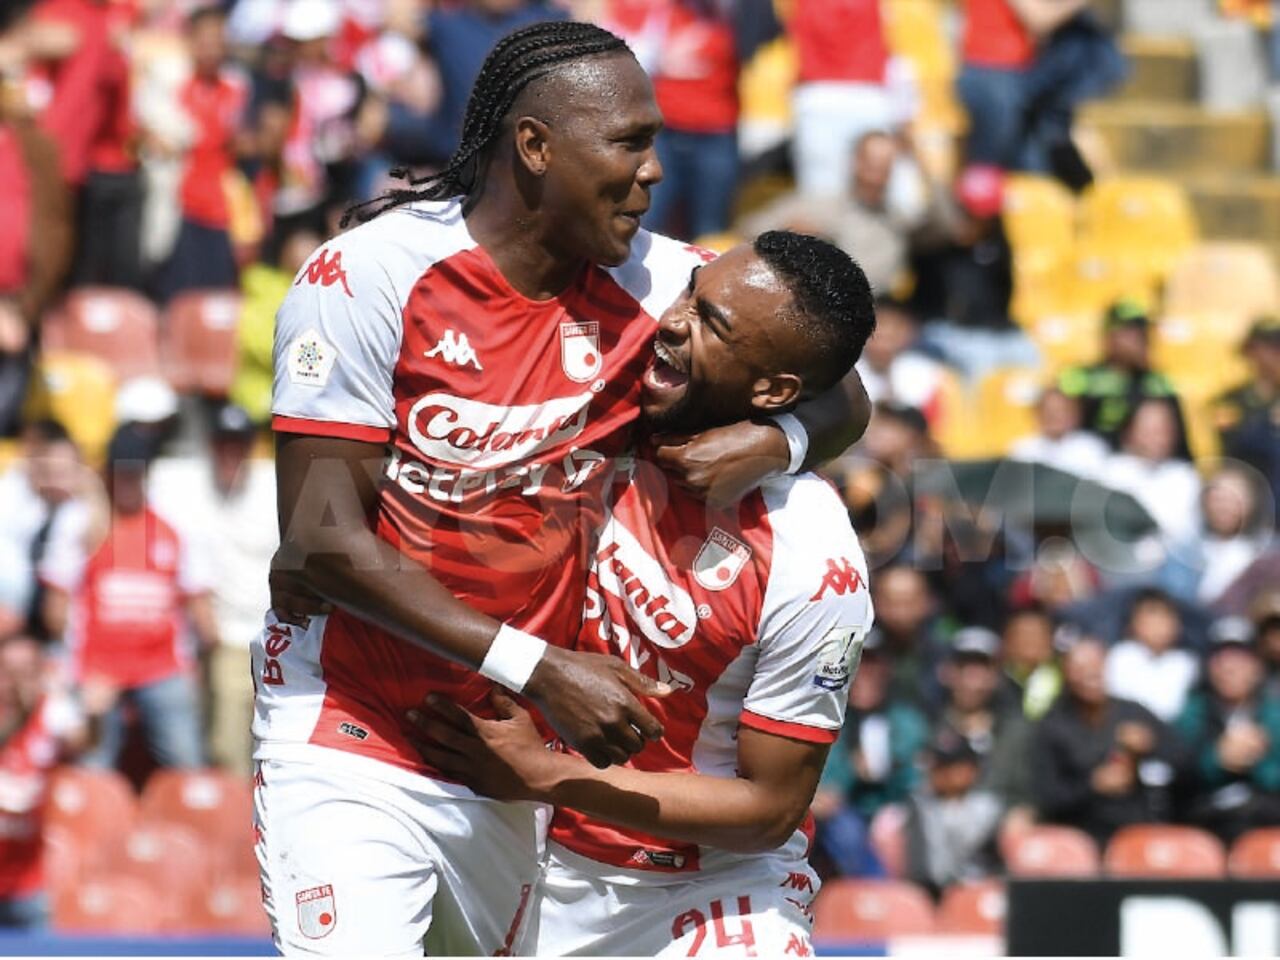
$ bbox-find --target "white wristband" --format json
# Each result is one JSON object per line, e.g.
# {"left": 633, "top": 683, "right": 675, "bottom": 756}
{"left": 769, "top": 412, "right": 808, "bottom": 475}
{"left": 478, "top": 624, "right": 548, "bottom": 693}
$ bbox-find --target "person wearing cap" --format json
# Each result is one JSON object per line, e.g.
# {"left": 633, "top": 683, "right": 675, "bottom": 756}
{"left": 1211, "top": 315, "right": 1280, "bottom": 523}
{"left": 933, "top": 626, "right": 1035, "bottom": 817}
{"left": 39, "top": 423, "right": 218, "bottom": 771}
{"left": 811, "top": 627, "right": 929, "bottom": 877}
{"left": 149, "top": 404, "right": 275, "bottom": 776}
{"left": 902, "top": 729, "right": 1002, "bottom": 894}
{"left": 1057, "top": 299, "right": 1188, "bottom": 447}
{"left": 1174, "top": 616, "right": 1280, "bottom": 842}
{"left": 1032, "top": 637, "right": 1184, "bottom": 845}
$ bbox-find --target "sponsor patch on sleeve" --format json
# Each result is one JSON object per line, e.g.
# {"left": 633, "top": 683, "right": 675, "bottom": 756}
{"left": 287, "top": 329, "right": 337, "bottom": 388}
{"left": 813, "top": 626, "right": 864, "bottom": 690}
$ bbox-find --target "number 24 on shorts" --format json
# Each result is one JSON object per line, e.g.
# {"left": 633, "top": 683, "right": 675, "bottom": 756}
{"left": 671, "top": 897, "right": 757, "bottom": 957}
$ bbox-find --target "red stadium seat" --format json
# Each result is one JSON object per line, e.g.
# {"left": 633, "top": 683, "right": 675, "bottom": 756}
{"left": 936, "top": 880, "right": 1006, "bottom": 935}
{"left": 813, "top": 879, "right": 935, "bottom": 941}
{"left": 1004, "top": 825, "right": 1100, "bottom": 877}
{"left": 1228, "top": 828, "right": 1280, "bottom": 878}
{"left": 139, "top": 769, "right": 254, "bottom": 849}
{"left": 869, "top": 805, "right": 908, "bottom": 879}
{"left": 92, "top": 822, "right": 212, "bottom": 904}
{"left": 53, "top": 875, "right": 162, "bottom": 934}
{"left": 42, "top": 288, "right": 161, "bottom": 381}
{"left": 1104, "top": 825, "right": 1227, "bottom": 878}
{"left": 180, "top": 878, "right": 271, "bottom": 936}
{"left": 162, "top": 290, "right": 243, "bottom": 395}
{"left": 42, "top": 824, "right": 83, "bottom": 896}
{"left": 45, "top": 767, "right": 137, "bottom": 851}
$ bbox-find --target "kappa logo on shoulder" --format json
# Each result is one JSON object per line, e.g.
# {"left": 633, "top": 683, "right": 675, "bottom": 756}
{"left": 425, "top": 329, "right": 483, "bottom": 371}
{"left": 810, "top": 557, "right": 863, "bottom": 601}
{"left": 296, "top": 249, "right": 352, "bottom": 298}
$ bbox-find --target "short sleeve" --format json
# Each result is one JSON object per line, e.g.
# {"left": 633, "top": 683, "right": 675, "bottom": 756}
{"left": 271, "top": 236, "right": 404, "bottom": 443}
{"left": 740, "top": 477, "right": 874, "bottom": 743}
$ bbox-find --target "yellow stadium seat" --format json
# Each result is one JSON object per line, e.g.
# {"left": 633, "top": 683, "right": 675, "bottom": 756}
{"left": 883, "top": 0, "right": 955, "bottom": 80}
{"left": 1054, "top": 245, "right": 1159, "bottom": 315}
{"left": 1004, "top": 174, "right": 1077, "bottom": 256}
{"left": 1163, "top": 242, "right": 1280, "bottom": 327}
{"left": 1152, "top": 313, "right": 1253, "bottom": 397}
{"left": 932, "top": 368, "right": 984, "bottom": 460}
{"left": 23, "top": 352, "right": 118, "bottom": 465}
{"left": 974, "top": 367, "right": 1045, "bottom": 456}
{"left": 1079, "top": 178, "right": 1198, "bottom": 279}
{"left": 739, "top": 37, "right": 796, "bottom": 128}
{"left": 1021, "top": 309, "right": 1104, "bottom": 373}
{"left": 0, "top": 439, "right": 18, "bottom": 472}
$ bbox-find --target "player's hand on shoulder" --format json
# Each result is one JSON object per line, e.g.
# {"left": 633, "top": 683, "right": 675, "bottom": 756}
{"left": 406, "top": 690, "right": 558, "bottom": 802}
{"left": 652, "top": 421, "right": 789, "bottom": 507}
{"left": 524, "top": 646, "right": 670, "bottom": 769}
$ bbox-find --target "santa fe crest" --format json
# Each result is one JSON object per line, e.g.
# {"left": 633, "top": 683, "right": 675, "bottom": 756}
{"left": 560, "top": 321, "right": 602, "bottom": 382}
{"left": 693, "top": 527, "right": 751, "bottom": 591}
{"left": 296, "top": 884, "right": 336, "bottom": 939}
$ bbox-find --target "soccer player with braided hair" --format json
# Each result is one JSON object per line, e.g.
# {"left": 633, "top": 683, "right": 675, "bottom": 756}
{"left": 255, "top": 20, "right": 870, "bottom": 955}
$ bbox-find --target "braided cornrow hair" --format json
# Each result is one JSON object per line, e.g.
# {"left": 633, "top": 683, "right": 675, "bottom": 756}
{"left": 341, "top": 20, "right": 629, "bottom": 228}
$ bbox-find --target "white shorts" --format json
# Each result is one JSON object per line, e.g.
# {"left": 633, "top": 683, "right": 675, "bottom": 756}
{"left": 254, "top": 756, "right": 547, "bottom": 957}
{"left": 532, "top": 842, "right": 820, "bottom": 957}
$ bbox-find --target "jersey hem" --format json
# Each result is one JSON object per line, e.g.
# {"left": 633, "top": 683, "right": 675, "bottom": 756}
{"left": 271, "top": 415, "right": 391, "bottom": 443}
{"left": 739, "top": 710, "right": 840, "bottom": 744}
{"left": 252, "top": 741, "right": 479, "bottom": 800}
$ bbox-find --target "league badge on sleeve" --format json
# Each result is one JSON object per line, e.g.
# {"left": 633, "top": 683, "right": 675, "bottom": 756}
{"left": 693, "top": 527, "right": 751, "bottom": 591}
{"left": 813, "top": 626, "right": 865, "bottom": 690}
{"left": 560, "top": 321, "right": 602, "bottom": 382}
{"left": 296, "top": 884, "right": 336, "bottom": 939}
{"left": 287, "top": 329, "right": 337, "bottom": 388}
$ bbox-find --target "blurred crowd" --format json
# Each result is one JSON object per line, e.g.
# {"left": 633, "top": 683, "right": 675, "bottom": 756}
{"left": 0, "top": 0, "right": 1279, "bottom": 932}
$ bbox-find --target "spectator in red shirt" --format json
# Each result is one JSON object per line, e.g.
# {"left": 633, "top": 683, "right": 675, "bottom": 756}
{"left": 787, "top": 0, "right": 913, "bottom": 197}
{"left": 30, "top": 0, "right": 144, "bottom": 290}
{"left": 158, "top": 5, "right": 250, "bottom": 302}
{"left": 0, "top": 635, "right": 98, "bottom": 929}
{"left": 40, "top": 424, "right": 217, "bottom": 772}
{"left": 606, "top": 0, "right": 741, "bottom": 240}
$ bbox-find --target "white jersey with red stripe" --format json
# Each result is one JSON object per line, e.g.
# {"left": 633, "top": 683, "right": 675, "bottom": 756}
{"left": 254, "top": 197, "right": 710, "bottom": 783}
{"left": 549, "top": 456, "right": 874, "bottom": 876}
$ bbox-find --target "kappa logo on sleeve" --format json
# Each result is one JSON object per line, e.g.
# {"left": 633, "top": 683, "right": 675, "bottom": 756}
{"left": 809, "top": 558, "right": 863, "bottom": 602}
{"left": 287, "top": 329, "right": 337, "bottom": 388}
{"left": 296, "top": 249, "right": 353, "bottom": 298}
{"left": 295, "top": 884, "right": 336, "bottom": 939}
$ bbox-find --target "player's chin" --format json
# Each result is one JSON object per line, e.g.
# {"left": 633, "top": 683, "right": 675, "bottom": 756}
{"left": 594, "top": 218, "right": 641, "bottom": 266}
{"left": 640, "top": 385, "right": 687, "bottom": 430}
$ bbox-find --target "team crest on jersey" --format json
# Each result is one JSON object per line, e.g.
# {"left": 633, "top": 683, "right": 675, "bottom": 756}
{"left": 692, "top": 527, "right": 751, "bottom": 591}
{"left": 813, "top": 626, "right": 865, "bottom": 691}
{"left": 560, "top": 321, "right": 601, "bottom": 382}
{"left": 296, "top": 884, "right": 336, "bottom": 939}
{"left": 287, "top": 329, "right": 336, "bottom": 388}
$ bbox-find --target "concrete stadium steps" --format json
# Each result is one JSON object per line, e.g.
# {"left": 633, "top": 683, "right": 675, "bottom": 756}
{"left": 1115, "top": 36, "right": 1198, "bottom": 103}
{"left": 1076, "top": 102, "right": 1271, "bottom": 174}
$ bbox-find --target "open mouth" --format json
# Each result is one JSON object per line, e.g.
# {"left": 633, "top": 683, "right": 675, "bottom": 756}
{"left": 643, "top": 339, "right": 690, "bottom": 393}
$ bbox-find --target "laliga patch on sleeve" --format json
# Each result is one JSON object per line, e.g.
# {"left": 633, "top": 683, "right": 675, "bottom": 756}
{"left": 813, "top": 626, "right": 865, "bottom": 690}
{"left": 288, "top": 329, "right": 337, "bottom": 388}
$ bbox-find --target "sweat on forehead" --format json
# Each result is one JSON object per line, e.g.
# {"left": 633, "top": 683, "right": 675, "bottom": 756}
{"left": 512, "top": 52, "right": 646, "bottom": 122}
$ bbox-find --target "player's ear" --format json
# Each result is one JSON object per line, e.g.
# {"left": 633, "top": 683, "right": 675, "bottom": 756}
{"left": 514, "top": 116, "right": 551, "bottom": 177}
{"left": 749, "top": 373, "right": 803, "bottom": 414}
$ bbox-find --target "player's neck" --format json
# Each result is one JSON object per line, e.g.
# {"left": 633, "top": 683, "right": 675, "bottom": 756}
{"left": 465, "top": 197, "right": 585, "bottom": 301}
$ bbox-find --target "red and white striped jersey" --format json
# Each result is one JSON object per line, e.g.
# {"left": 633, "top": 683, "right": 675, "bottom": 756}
{"left": 255, "top": 198, "right": 708, "bottom": 781}
{"left": 550, "top": 457, "right": 873, "bottom": 874}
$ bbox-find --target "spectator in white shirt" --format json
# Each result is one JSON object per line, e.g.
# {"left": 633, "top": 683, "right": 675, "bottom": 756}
{"left": 1010, "top": 386, "right": 1109, "bottom": 480}
{"left": 148, "top": 403, "right": 275, "bottom": 775}
{"left": 1105, "top": 587, "right": 1199, "bottom": 723}
{"left": 856, "top": 298, "right": 946, "bottom": 428}
{"left": 1102, "top": 397, "right": 1202, "bottom": 543}
{"left": 1178, "top": 465, "right": 1273, "bottom": 605}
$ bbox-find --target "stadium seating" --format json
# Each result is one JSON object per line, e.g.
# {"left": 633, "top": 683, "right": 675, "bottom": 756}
{"left": 23, "top": 351, "right": 118, "bottom": 465}
{"left": 139, "top": 769, "right": 255, "bottom": 850}
{"left": 1152, "top": 313, "right": 1253, "bottom": 397}
{"left": 1163, "top": 242, "right": 1280, "bottom": 323}
{"left": 93, "top": 822, "right": 212, "bottom": 907}
{"left": 179, "top": 878, "right": 271, "bottom": 936}
{"left": 1019, "top": 309, "right": 1103, "bottom": 372}
{"left": 41, "top": 288, "right": 161, "bottom": 381}
{"left": 1104, "top": 825, "right": 1228, "bottom": 878}
{"left": 1003, "top": 175, "right": 1077, "bottom": 258}
{"left": 869, "top": 804, "right": 908, "bottom": 879}
{"left": 1052, "top": 245, "right": 1158, "bottom": 316}
{"left": 54, "top": 876, "right": 162, "bottom": 934}
{"left": 935, "top": 880, "right": 1006, "bottom": 935}
{"left": 1227, "top": 828, "right": 1280, "bottom": 878}
{"left": 45, "top": 767, "right": 138, "bottom": 850}
{"left": 973, "top": 367, "right": 1043, "bottom": 456}
{"left": 812, "top": 879, "right": 936, "bottom": 941}
{"left": 1004, "top": 825, "right": 1101, "bottom": 877}
{"left": 1079, "top": 177, "right": 1198, "bottom": 280}
{"left": 162, "top": 290, "right": 243, "bottom": 396}
{"left": 42, "top": 825, "right": 83, "bottom": 896}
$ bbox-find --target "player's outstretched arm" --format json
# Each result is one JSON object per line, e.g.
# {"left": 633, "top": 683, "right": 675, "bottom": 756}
{"left": 409, "top": 690, "right": 828, "bottom": 854}
{"left": 275, "top": 433, "right": 668, "bottom": 768}
{"left": 652, "top": 368, "right": 871, "bottom": 505}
